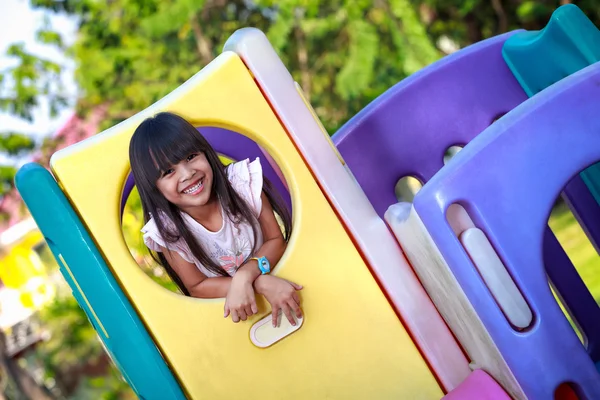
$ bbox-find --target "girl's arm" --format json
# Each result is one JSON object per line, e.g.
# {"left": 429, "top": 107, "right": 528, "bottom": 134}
{"left": 223, "top": 191, "right": 290, "bottom": 322}
{"left": 232, "top": 192, "right": 303, "bottom": 327}
{"left": 233, "top": 191, "right": 287, "bottom": 282}
{"left": 161, "top": 192, "right": 301, "bottom": 324}
{"left": 158, "top": 192, "right": 283, "bottom": 302}
{"left": 161, "top": 248, "right": 231, "bottom": 298}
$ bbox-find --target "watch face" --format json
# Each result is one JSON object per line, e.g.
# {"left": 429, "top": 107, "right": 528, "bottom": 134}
{"left": 259, "top": 257, "right": 270, "bottom": 273}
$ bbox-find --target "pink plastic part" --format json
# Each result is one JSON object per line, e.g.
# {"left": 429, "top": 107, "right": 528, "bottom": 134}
{"left": 442, "top": 370, "right": 511, "bottom": 400}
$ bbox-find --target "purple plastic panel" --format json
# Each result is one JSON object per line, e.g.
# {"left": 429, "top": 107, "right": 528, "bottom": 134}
{"left": 413, "top": 62, "right": 600, "bottom": 399}
{"left": 122, "top": 173, "right": 136, "bottom": 214}
{"left": 543, "top": 228, "right": 600, "bottom": 360}
{"left": 332, "top": 30, "right": 600, "bottom": 363}
{"left": 333, "top": 31, "right": 527, "bottom": 217}
{"left": 120, "top": 127, "right": 291, "bottom": 215}
{"left": 563, "top": 177, "right": 600, "bottom": 254}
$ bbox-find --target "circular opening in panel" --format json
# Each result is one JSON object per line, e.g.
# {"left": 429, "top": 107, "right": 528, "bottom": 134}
{"left": 394, "top": 176, "right": 423, "bottom": 203}
{"left": 443, "top": 145, "right": 464, "bottom": 165}
{"left": 121, "top": 125, "right": 293, "bottom": 296}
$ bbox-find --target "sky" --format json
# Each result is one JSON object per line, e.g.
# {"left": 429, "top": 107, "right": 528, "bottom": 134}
{"left": 0, "top": 0, "right": 78, "bottom": 148}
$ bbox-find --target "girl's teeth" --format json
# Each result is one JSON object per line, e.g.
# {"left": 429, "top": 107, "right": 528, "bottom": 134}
{"left": 184, "top": 181, "right": 202, "bottom": 194}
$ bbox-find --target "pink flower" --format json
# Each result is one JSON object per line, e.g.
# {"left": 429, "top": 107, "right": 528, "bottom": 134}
{"left": 219, "top": 254, "right": 245, "bottom": 274}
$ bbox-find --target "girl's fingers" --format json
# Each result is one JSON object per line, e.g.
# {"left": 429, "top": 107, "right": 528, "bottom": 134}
{"left": 282, "top": 304, "right": 296, "bottom": 326}
{"left": 289, "top": 299, "right": 302, "bottom": 319}
{"left": 231, "top": 310, "right": 240, "bottom": 323}
{"left": 238, "top": 309, "right": 247, "bottom": 321}
{"left": 272, "top": 307, "right": 280, "bottom": 327}
{"left": 292, "top": 292, "right": 300, "bottom": 305}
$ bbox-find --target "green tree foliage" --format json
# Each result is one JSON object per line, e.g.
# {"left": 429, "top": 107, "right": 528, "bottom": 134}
{"left": 19, "top": 0, "right": 441, "bottom": 133}
{"left": 29, "top": 0, "right": 274, "bottom": 131}
{"left": 0, "top": 12, "right": 65, "bottom": 202}
{"left": 0, "top": 133, "right": 35, "bottom": 156}
{"left": 252, "top": 0, "right": 441, "bottom": 130}
{"left": 0, "top": 42, "right": 67, "bottom": 122}
{"left": 415, "top": 0, "right": 600, "bottom": 51}
{"left": 0, "top": 132, "right": 37, "bottom": 196}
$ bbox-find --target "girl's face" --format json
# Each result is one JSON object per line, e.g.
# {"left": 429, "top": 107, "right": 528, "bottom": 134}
{"left": 155, "top": 152, "right": 214, "bottom": 210}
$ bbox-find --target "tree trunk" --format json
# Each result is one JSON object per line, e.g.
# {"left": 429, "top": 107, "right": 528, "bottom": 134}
{"left": 190, "top": 0, "right": 229, "bottom": 65}
{"left": 464, "top": 12, "right": 483, "bottom": 44}
{"left": 191, "top": 15, "right": 214, "bottom": 65}
{"left": 294, "top": 23, "right": 312, "bottom": 99}
{"left": 0, "top": 372, "right": 6, "bottom": 400}
{"left": 490, "top": 0, "right": 508, "bottom": 33}
{"left": 0, "top": 329, "right": 55, "bottom": 400}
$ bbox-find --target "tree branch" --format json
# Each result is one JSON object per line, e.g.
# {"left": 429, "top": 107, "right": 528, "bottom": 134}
{"left": 294, "top": 20, "right": 311, "bottom": 99}
{"left": 464, "top": 12, "right": 483, "bottom": 43}
{"left": 190, "top": 0, "right": 228, "bottom": 65}
{"left": 490, "top": 0, "right": 508, "bottom": 33}
{"left": 190, "top": 15, "right": 214, "bottom": 65}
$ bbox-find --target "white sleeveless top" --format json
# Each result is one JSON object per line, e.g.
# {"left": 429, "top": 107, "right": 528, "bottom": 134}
{"left": 141, "top": 158, "right": 264, "bottom": 277}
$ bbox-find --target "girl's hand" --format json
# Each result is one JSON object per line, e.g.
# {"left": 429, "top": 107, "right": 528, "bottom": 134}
{"left": 254, "top": 275, "right": 303, "bottom": 327}
{"left": 224, "top": 269, "right": 258, "bottom": 323}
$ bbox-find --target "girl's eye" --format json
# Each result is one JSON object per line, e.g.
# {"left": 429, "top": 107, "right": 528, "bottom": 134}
{"left": 162, "top": 168, "right": 174, "bottom": 177}
{"left": 187, "top": 153, "right": 197, "bottom": 162}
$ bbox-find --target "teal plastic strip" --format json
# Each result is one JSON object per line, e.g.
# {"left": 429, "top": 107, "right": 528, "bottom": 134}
{"left": 15, "top": 163, "right": 186, "bottom": 400}
{"left": 502, "top": 4, "right": 600, "bottom": 204}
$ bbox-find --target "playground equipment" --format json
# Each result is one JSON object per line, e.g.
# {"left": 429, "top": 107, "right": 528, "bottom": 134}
{"left": 0, "top": 218, "right": 55, "bottom": 356}
{"left": 14, "top": 3, "right": 600, "bottom": 399}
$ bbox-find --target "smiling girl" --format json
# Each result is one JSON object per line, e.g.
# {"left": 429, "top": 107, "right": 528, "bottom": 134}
{"left": 129, "top": 112, "right": 303, "bottom": 327}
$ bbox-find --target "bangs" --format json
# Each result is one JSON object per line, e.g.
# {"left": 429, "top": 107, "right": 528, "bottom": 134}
{"left": 147, "top": 130, "right": 204, "bottom": 174}
{"left": 130, "top": 113, "right": 209, "bottom": 183}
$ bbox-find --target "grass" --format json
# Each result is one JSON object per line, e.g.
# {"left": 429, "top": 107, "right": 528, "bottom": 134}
{"left": 548, "top": 201, "right": 600, "bottom": 304}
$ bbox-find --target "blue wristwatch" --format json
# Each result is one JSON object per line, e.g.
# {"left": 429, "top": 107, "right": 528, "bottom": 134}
{"left": 252, "top": 256, "right": 270, "bottom": 274}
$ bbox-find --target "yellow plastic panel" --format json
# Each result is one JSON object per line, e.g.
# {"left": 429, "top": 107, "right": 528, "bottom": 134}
{"left": 0, "top": 230, "right": 45, "bottom": 288}
{"left": 50, "top": 52, "right": 441, "bottom": 399}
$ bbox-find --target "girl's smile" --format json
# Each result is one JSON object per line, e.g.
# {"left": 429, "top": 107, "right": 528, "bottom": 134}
{"left": 181, "top": 177, "right": 204, "bottom": 195}
{"left": 156, "top": 152, "right": 214, "bottom": 210}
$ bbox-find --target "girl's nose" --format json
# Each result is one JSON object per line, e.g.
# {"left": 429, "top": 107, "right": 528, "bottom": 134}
{"left": 179, "top": 166, "right": 196, "bottom": 182}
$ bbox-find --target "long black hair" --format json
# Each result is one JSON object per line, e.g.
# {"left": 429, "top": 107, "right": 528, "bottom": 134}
{"left": 129, "top": 112, "right": 292, "bottom": 295}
